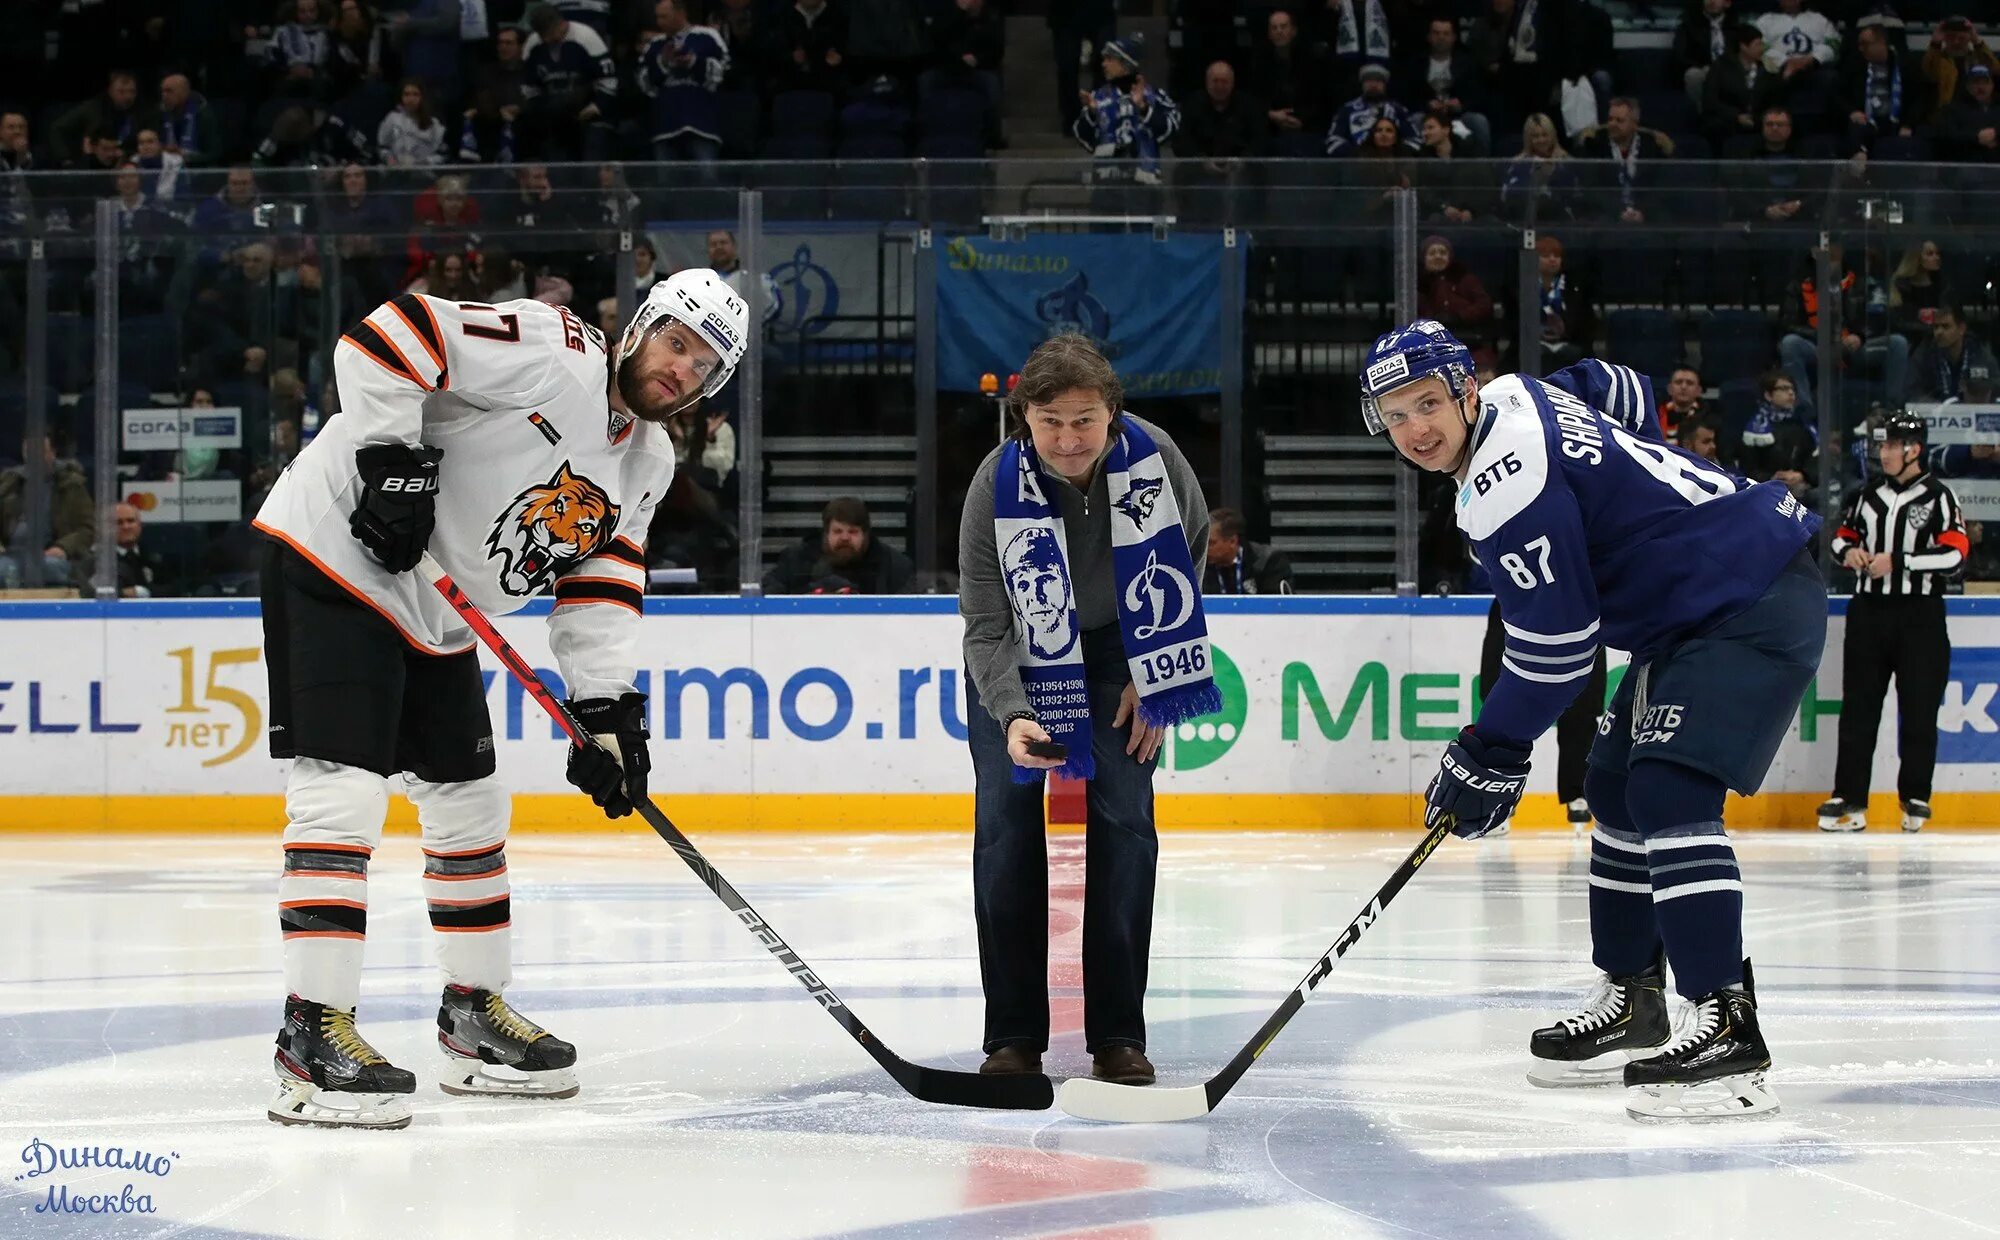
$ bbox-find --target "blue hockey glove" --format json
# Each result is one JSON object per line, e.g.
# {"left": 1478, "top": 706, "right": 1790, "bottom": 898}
{"left": 1425, "top": 726, "right": 1532, "bottom": 839}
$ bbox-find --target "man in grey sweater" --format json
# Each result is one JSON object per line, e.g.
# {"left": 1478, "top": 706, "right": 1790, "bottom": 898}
{"left": 958, "top": 334, "right": 1208, "bottom": 1088}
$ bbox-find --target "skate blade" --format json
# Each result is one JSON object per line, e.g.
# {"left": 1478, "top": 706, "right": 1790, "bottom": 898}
{"left": 1526, "top": 1045, "right": 1661, "bottom": 1089}
{"left": 439, "top": 1055, "right": 579, "bottom": 1100}
{"left": 1625, "top": 1070, "right": 1779, "bottom": 1121}
{"left": 267, "top": 1078, "right": 413, "bottom": 1130}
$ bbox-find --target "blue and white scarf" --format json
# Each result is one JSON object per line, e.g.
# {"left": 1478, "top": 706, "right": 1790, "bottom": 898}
{"left": 992, "top": 421, "right": 1220, "bottom": 782}
{"left": 1333, "top": 0, "right": 1391, "bottom": 60}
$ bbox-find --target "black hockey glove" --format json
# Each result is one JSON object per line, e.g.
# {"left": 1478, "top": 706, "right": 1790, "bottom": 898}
{"left": 566, "top": 693, "right": 650, "bottom": 819}
{"left": 1425, "top": 726, "right": 1532, "bottom": 839}
{"left": 349, "top": 443, "right": 443, "bottom": 574}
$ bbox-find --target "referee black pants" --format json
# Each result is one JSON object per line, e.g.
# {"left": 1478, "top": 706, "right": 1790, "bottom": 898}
{"left": 1480, "top": 600, "right": 1606, "bottom": 805}
{"left": 1834, "top": 594, "right": 1951, "bottom": 805}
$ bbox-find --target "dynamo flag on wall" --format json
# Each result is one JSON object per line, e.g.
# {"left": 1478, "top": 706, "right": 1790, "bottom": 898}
{"left": 936, "top": 233, "right": 1231, "bottom": 397}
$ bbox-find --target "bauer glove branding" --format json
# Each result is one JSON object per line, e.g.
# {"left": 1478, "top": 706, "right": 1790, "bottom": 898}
{"left": 349, "top": 443, "right": 443, "bottom": 574}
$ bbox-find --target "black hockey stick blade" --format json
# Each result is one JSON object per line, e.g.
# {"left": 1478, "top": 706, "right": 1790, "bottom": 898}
{"left": 1058, "top": 813, "right": 1456, "bottom": 1122}
{"left": 422, "top": 555, "right": 1051, "bottom": 1111}
{"left": 631, "top": 796, "right": 1054, "bottom": 1112}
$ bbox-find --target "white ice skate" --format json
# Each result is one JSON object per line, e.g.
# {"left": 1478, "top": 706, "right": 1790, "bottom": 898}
{"left": 1816, "top": 798, "right": 1866, "bottom": 833}
{"left": 1901, "top": 799, "right": 1930, "bottom": 833}
{"left": 1567, "top": 799, "right": 1592, "bottom": 834}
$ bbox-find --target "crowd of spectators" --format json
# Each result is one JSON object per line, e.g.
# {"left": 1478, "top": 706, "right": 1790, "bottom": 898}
{"left": 1164, "top": 4, "right": 1999, "bottom": 169}
{"left": 3, "top": 3, "right": 2000, "bottom": 598}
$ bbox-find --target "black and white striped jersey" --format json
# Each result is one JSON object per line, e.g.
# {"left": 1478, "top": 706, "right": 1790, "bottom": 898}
{"left": 1830, "top": 471, "right": 1969, "bottom": 596}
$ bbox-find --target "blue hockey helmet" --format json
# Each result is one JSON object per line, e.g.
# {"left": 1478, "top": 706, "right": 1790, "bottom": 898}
{"left": 1360, "top": 320, "right": 1476, "bottom": 435}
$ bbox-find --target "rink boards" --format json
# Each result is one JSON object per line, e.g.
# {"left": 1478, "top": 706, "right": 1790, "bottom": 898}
{"left": 5, "top": 595, "right": 2000, "bottom": 831}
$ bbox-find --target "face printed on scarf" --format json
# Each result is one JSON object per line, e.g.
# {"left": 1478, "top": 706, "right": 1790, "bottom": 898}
{"left": 1003, "top": 527, "right": 1078, "bottom": 661}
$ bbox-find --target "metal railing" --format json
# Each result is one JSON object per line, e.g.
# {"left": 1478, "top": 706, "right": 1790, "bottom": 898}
{"left": 0, "top": 158, "right": 1995, "bottom": 597}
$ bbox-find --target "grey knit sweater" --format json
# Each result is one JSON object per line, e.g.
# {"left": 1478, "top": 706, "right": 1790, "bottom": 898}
{"left": 957, "top": 416, "right": 1209, "bottom": 723}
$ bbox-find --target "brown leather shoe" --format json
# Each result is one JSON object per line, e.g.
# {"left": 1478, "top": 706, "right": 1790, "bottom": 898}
{"left": 1090, "top": 1046, "right": 1155, "bottom": 1086}
{"left": 979, "top": 1045, "right": 1043, "bottom": 1075}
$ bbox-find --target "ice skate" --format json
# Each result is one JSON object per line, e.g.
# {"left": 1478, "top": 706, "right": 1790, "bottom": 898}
{"left": 437, "top": 985, "right": 578, "bottom": 1098}
{"left": 1567, "top": 799, "right": 1592, "bottom": 833}
{"left": 1526, "top": 955, "right": 1670, "bottom": 1087}
{"left": 268, "top": 996, "right": 416, "bottom": 1130}
{"left": 1624, "top": 960, "right": 1779, "bottom": 1120}
{"left": 1817, "top": 798, "right": 1865, "bottom": 832}
{"left": 1901, "top": 799, "right": 1930, "bottom": 833}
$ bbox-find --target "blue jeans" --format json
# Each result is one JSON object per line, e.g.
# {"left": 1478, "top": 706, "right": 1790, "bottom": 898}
{"left": 1780, "top": 331, "right": 1909, "bottom": 411}
{"left": 0, "top": 548, "right": 73, "bottom": 589}
{"left": 967, "top": 625, "right": 1159, "bottom": 1054}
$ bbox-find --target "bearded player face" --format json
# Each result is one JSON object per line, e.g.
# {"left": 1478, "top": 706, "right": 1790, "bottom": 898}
{"left": 617, "top": 320, "right": 723, "bottom": 423}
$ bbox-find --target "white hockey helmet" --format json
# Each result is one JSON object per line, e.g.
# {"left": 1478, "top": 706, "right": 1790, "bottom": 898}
{"left": 616, "top": 268, "right": 750, "bottom": 410}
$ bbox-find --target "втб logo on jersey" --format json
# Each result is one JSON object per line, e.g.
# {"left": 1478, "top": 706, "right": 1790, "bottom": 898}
{"left": 486, "top": 463, "right": 620, "bottom": 596}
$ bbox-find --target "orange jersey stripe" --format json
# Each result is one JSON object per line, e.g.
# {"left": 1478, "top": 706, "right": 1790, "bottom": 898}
{"left": 431, "top": 923, "right": 511, "bottom": 933}
{"left": 552, "top": 596, "right": 643, "bottom": 616}
{"left": 279, "top": 898, "right": 368, "bottom": 911}
{"left": 423, "top": 866, "right": 510, "bottom": 882}
{"left": 340, "top": 333, "right": 425, "bottom": 387}
{"left": 253, "top": 521, "right": 475, "bottom": 656}
{"left": 284, "top": 841, "right": 374, "bottom": 856}
{"left": 386, "top": 300, "right": 449, "bottom": 383}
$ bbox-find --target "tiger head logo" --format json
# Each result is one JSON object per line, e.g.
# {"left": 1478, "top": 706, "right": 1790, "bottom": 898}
{"left": 486, "top": 463, "right": 620, "bottom": 596}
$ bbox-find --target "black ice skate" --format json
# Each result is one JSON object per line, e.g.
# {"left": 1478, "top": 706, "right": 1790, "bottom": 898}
{"left": 1526, "top": 955, "right": 1670, "bottom": 1087}
{"left": 1624, "top": 960, "right": 1778, "bottom": 1120}
{"left": 1817, "top": 798, "right": 1866, "bottom": 832}
{"left": 268, "top": 996, "right": 417, "bottom": 1130}
{"left": 1902, "top": 799, "right": 1931, "bottom": 833}
{"left": 437, "top": 985, "right": 579, "bottom": 1099}
{"left": 1566, "top": 799, "right": 1592, "bottom": 833}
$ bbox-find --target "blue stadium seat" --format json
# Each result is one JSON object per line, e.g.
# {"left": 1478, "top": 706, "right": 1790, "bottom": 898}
{"left": 836, "top": 133, "right": 908, "bottom": 160}
{"left": 117, "top": 314, "right": 180, "bottom": 390}
{"left": 45, "top": 314, "right": 93, "bottom": 393}
{"left": 918, "top": 88, "right": 986, "bottom": 141}
{"left": 1592, "top": 237, "right": 1672, "bottom": 306}
{"left": 1636, "top": 90, "right": 1697, "bottom": 141}
{"left": 770, "top": 91, "right": 836, "bottom": 140}
{"left": 840, "top": 98, "right": 911, "bottom": 140}
{"left": 1700, "top": 310, "right": 1777, "bottom": 385}
{"left": 1718, "top": 376, "right": 1763, "bottom": 440}
{"left": 1605, "top": 309, "right": 1681, "bottom": 382}
{"left": 917, "top": 133, "right": 983, "bottom": 160}
{"left": 1615, "top": 48, "right": 1674, "bottom": 95}
{"left": 753, "top": 135, "right": 833, "bottom": 220}
{"left": 716, "top": 89, "right": 762, "bottom": 159}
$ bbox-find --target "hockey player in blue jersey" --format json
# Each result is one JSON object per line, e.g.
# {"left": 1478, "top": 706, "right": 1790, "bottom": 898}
{"left": 1362, "top": 321, "right": 1825, "bottom": 1119}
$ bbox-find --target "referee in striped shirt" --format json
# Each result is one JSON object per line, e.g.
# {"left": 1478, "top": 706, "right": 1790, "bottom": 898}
{"left": 1819, "top": 412, "right": 1969, "bottom": 833}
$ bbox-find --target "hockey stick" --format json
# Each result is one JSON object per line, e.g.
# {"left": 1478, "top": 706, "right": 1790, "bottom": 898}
{"left": 420, "top": 554, "right": 1053, "bottom": 1112}
{"left": 1057, "top": 811, "right": 1456, "bottom": 1123}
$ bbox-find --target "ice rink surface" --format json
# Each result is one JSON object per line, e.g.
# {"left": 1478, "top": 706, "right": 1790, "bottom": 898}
{"left": 4, "top": 828, "right": 1998, "bottom": 1240}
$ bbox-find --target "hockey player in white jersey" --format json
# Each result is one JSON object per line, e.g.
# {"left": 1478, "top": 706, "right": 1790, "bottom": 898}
{"left": 253, "top": 271, "right": 749, "bottom": 1129}
{"left": 1362, "top": 321, "right": 1823, "bottom": 1119}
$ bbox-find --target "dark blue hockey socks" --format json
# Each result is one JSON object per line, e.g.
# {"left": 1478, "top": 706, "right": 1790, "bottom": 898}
{"left": 1584, "top": 767, "right": 1661, "bottom": 978}
{"left": 1628, "top": 759, "right": 1745, "bottom": 999}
